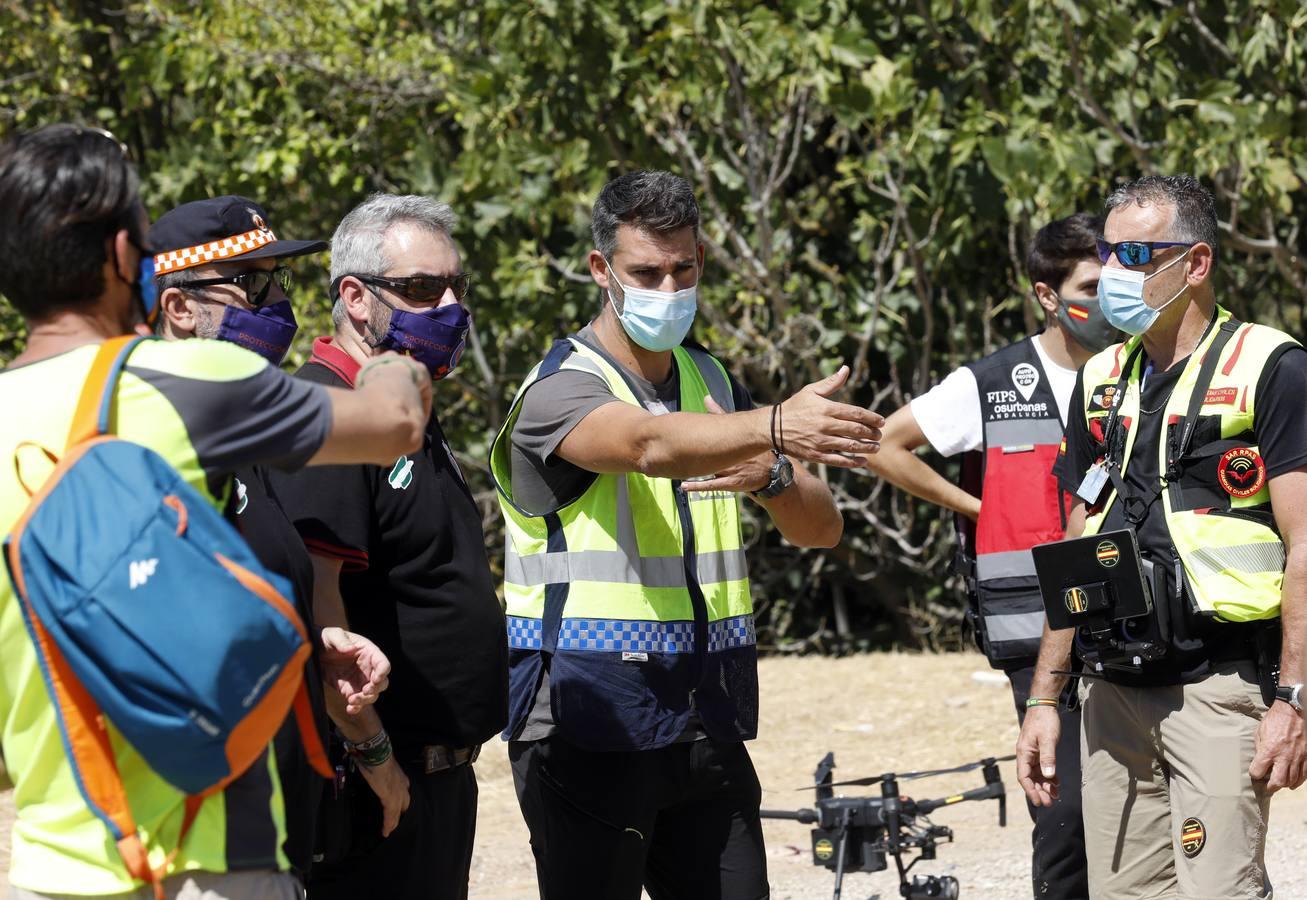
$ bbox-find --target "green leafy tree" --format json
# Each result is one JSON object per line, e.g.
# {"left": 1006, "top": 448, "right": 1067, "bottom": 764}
{"left": 3, "top": 0, "right": 1304, "bottom": 650}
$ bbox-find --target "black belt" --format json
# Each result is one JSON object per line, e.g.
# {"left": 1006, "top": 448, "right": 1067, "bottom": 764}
{"left": 415, "top": 743, "right": 480, "bottom": 775}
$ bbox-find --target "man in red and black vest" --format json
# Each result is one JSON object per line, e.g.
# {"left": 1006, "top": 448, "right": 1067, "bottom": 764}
{"left": 865, "top": 213, "right": 1110, "bottom": 900}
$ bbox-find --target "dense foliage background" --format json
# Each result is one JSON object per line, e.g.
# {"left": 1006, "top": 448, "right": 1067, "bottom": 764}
{"left": 4, "top": 0, "right": 1306, "bottom": 651}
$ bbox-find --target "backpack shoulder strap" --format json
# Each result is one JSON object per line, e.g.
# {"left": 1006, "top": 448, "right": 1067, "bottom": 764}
{"left": 65, "top": 335, "right": 149, "bottom": 449}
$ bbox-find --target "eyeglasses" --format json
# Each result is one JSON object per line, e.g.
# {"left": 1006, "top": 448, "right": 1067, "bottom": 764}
{"left": 176, "top": 266, "right": 292, "bottom": 308}
{"left": 356, "top": 273, "right": 472, "bottom": 303}
{"left": 1095, "top": 238, "right": 1194, "bottom": 267}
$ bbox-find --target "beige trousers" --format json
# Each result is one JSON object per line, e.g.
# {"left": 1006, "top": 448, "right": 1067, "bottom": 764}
{"left": 8, "top": 870, "right": 301, "bottom": 900}
{"left": 1080, "top": 661, "right": 1272, "bottom": 900}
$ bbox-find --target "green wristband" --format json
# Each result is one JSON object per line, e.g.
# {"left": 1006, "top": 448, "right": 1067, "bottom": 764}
{"left": 357, "top": 356, "right": 421, "bottom": 389}
{"left": 1025, "top": 697, "right": 1059, "bottom": 710}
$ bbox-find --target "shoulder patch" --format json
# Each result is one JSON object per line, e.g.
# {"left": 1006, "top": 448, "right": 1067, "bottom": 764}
{"left": 1087, "top": 383, "right": 1120, "bottom": 413}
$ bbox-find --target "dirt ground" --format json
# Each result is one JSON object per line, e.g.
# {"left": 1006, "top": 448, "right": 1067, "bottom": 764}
{"left": 4, "top": 652, "right": 1307, "bottom": 899}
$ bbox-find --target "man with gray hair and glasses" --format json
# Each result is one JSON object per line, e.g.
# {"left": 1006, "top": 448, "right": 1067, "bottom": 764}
{"left": 1018, "top": 174, "right": 1307, "bottom": 898}
{"left": 271, "top": 194, "right": 507, "bottom": 900}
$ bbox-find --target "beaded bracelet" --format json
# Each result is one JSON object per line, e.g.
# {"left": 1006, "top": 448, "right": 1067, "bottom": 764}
{"left": 344, "top": 729, "right": 393, "bottom": 768}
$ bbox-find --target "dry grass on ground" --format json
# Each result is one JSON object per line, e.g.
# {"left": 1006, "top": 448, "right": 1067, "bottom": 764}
{"left": 4, "top": 653, "right": 1306, "bottom": 899}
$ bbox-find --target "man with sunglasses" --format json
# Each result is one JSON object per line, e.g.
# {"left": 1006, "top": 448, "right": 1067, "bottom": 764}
{"left": 1018, "top": 175, "right": 1307, "bottom": 899}
{"left": 862, "top": 212, "right": 1107, "bottom": 900}
{"left": 270, "top": 193, "right": 506, "bottom": 900}
{"left": 149, "top": 196, "right": 396, "bottom": 884}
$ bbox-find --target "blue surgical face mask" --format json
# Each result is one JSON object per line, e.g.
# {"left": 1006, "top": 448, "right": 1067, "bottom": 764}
{"left": 605, "top": 259, "right": 698, "bottom": 352}
{"left": 1097, "top": 248, "right": 1192, "bottom": 336}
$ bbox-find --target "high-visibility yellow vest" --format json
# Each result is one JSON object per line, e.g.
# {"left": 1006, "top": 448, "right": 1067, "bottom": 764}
{"left": 1080, "top": 306, "right": 1298, "bottom": 622}
{"left": 489, "top": 336, "right": 756, "bottom": 750}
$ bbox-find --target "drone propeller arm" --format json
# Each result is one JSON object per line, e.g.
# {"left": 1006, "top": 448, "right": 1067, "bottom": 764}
{"left": 759, "top": 807, "right": 818, "bottom": 824}
{"left": 914, "top": 779, "right": 1005, "bottom": 815}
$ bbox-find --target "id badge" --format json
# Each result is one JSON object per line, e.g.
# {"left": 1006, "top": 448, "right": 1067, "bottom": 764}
{"left": 1076, "top": 463, "right": 1109, "bottom": 504}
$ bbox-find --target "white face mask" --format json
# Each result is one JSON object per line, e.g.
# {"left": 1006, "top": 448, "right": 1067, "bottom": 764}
{"left": 605, "top": 259, "right": 698, "bottom": 352}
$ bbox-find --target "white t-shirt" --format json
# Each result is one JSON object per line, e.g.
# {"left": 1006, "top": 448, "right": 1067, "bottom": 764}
{"left": 910, "top": 334, "right": 1078, "bottom": 457}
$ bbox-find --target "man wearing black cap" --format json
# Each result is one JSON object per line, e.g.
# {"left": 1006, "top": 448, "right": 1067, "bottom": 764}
{"left": 149, "top": 196, "right": 395, "bottom": 882}
{"left": 271, "top": 193, "right": 507, "bottom": 900}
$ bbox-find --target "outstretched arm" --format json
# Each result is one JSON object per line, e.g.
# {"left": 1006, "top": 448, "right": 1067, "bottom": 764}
{"left": 862, "top": 404, "right": 982, "bottom": 522}
{"left": 556, "top": 365, "right": 884, "bottom": 478}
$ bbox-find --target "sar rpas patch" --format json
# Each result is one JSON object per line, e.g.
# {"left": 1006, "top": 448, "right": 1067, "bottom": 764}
{"left": 1217, "top": 447, "right": 1266, "bottom": 498}
{"left": 1011, "top": 362, "right": 1040, "bottom": 401}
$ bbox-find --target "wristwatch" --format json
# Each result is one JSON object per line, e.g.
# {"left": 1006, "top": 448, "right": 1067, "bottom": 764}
{"left": 1275, "top": 682, "right": 1304, "bottom": 712}
{"left": 753, "top": 451, "right": 795, "bottom": 499}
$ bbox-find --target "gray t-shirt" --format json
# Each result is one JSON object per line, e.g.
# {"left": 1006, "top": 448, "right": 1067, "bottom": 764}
{"left": 509, "top": 324, "right": 684, "bottom": 515}
{"left": 508, "top": 325, "right": 752, "bottom": 741}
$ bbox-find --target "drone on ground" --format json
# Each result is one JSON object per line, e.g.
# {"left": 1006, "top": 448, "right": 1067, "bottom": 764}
{"left": 760, "top": 751, "right": 1013, "bottom": 899}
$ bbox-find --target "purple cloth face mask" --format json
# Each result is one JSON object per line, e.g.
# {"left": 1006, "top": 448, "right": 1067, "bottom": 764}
{"left": 215, "top": 299, "right": 299, "bottom": 366}
{"left": 373, "top": 300, "right": 470, "bottom": 380}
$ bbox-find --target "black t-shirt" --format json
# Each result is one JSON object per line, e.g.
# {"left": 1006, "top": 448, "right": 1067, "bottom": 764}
{"left": 1056, "top": 343, "right": 1307, "bottom": 685}
{"left": 270, "top": 349, "right": 509, "bottom": 750}
{"left": 227, "top": 465, "right": 325, "bottom": 874}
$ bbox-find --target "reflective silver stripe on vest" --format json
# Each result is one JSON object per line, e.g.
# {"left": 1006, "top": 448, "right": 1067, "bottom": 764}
{"left": 505, "top": 614, "right": 756, "bottom": 653}
{"left": 975, "top": 548, "right": 1038, "bottom": 580}
{"left": 982, "top": 418, "right": 1065, "bottom": 448}
{"left": 983, "top": 611, "right": 1046, "bottom": 644}
{"left": 506, "top": 475, "right": 746, "bottom": 587}
{"left": 505, "top": 546, "right": 747, "bottom": 588}
{"left": 1186, "top": 542, "right": 1286, "bottom": 581}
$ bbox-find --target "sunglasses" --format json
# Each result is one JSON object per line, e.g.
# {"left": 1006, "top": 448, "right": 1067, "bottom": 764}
{"left": 176, "top": 266, "right": 292, "bottom": 308}
{"left": 1095, "top": 238, "right": 1194, "bottom": 267}
{"left": 356, "top": 273, "right": 473, "bottom": 303}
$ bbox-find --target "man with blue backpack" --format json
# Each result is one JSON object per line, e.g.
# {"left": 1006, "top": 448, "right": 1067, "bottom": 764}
{"left": 0, "top": 124, "right": 432, "bottom": 900}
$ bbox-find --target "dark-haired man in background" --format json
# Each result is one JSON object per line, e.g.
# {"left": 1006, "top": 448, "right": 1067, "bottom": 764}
{"left": 491, "top": 170, "right": 884, "bottom": 899}
{"left": 864, "top": 213, "right": 1109, "bottom": 899}
{"left": 0, "top": 124, "right": 429, "bottom": 900}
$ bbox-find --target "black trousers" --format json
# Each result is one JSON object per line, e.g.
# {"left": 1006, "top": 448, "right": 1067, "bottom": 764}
{"left": 509, "top": 736, "right": 770, "bottom": 900}
{"left": 307, "top": 759, "right": 478, "bottom": 900}
{"left": 1008, "top": 664, "right": 1090, "bottom": 900}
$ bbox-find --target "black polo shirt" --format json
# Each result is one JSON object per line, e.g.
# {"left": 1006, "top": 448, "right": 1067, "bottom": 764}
{"left": 227, "top": 465, "right": 326, "bottom": 874}
{"left": 270, "top": 337, "right": 508, "bottom": 751}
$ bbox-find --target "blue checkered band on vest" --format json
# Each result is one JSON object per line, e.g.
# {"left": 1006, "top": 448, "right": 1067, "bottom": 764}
{"left": 507, "top": 614, "right": 756, "bottom": 654}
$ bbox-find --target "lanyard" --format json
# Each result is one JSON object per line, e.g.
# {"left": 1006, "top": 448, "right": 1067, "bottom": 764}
{"left": 1098, "top": 317, "right": 1239, "bottom": 523}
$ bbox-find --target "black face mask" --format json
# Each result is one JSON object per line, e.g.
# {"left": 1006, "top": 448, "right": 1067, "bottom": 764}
{"left": 1057, "top": 293, "right": 1120, "bottom": 352}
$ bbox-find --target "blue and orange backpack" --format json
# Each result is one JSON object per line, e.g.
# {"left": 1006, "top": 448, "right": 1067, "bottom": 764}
{"left": 4, "top": 336, "right": 330, "bottom": 896}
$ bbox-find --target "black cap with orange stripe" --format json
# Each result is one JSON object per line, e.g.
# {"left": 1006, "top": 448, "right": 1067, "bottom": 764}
{"left": 147, "top": 196, "right": 326, "bottom": 277}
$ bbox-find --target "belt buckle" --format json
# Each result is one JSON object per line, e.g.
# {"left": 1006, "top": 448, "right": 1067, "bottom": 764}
{"left": 422, "top": 744, "right": 481, "bottom": 774}
{"left": 423, "top": 745, "right": 449, "bottom": 775}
